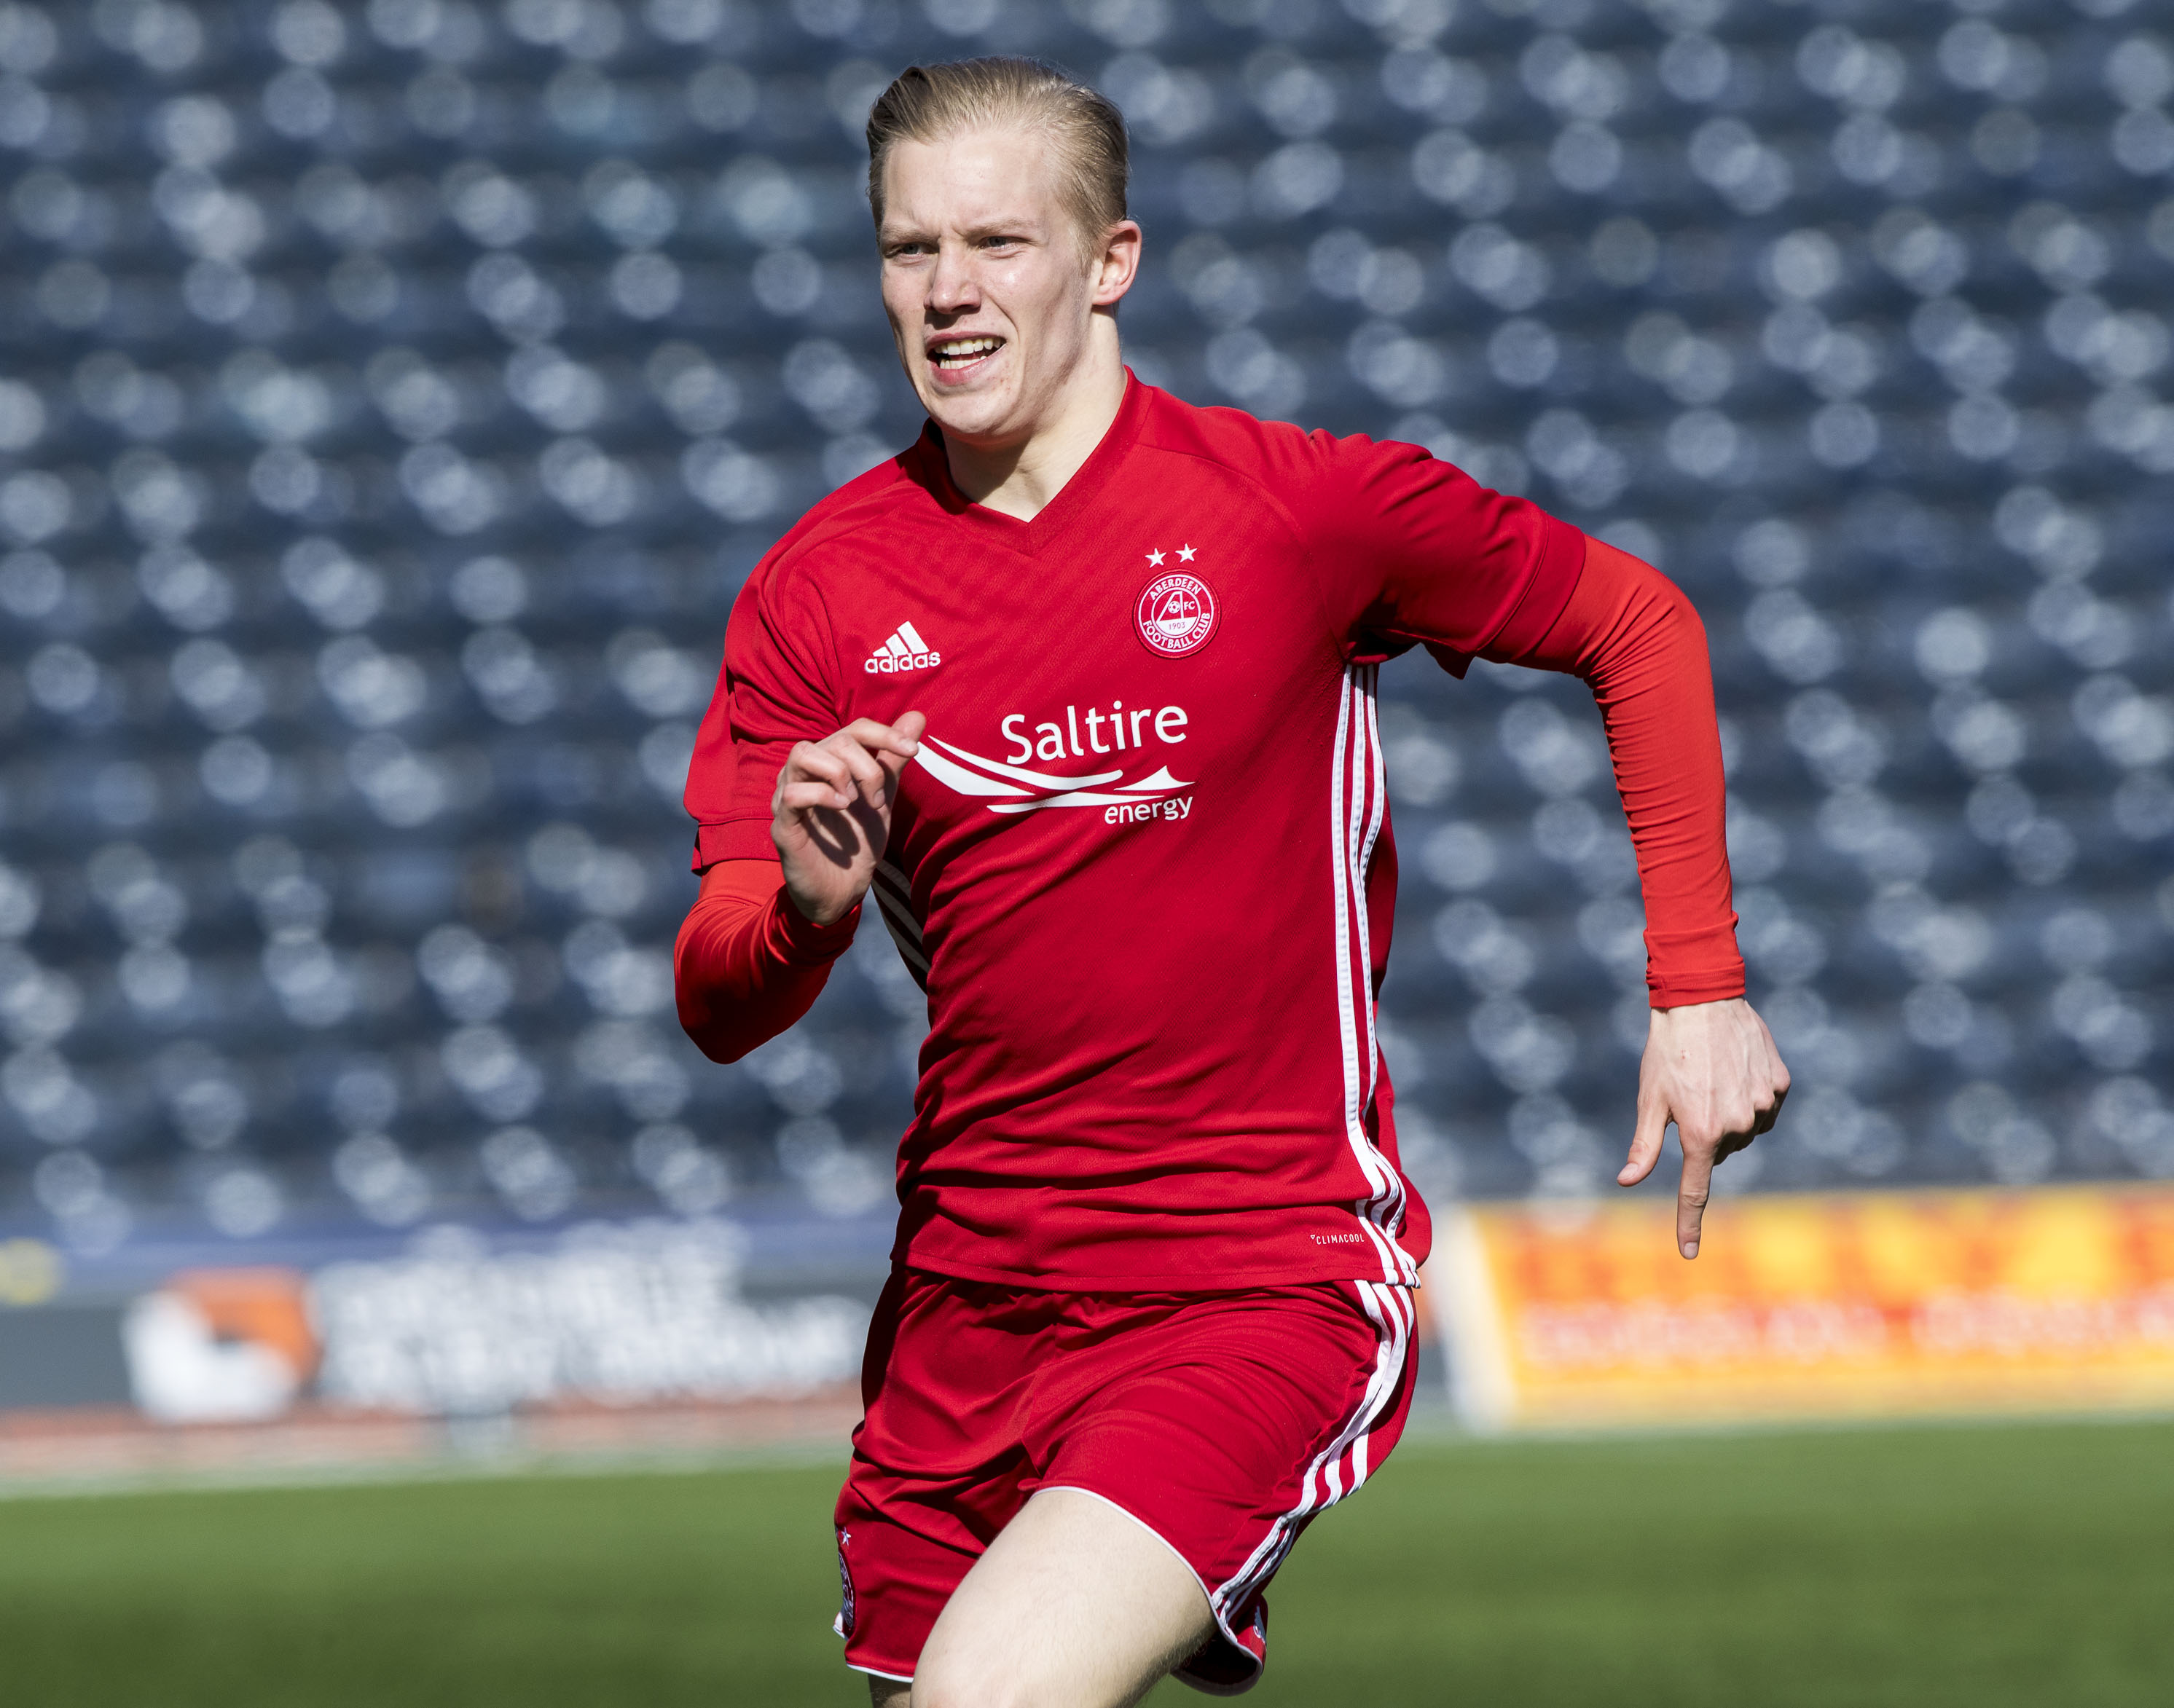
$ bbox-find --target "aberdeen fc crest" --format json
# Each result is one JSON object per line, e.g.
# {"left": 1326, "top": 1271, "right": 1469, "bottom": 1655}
{"left": 1134, "top": 556, "right": 1218, "bottom": 658}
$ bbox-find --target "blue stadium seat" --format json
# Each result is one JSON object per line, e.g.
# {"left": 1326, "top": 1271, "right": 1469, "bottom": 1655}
{"left": 0, "top": 0, "right": 2168, "bottom": 1251}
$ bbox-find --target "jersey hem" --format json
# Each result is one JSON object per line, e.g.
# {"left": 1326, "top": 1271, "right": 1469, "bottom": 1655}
{"left": 1649, "top": 972, "right": 1749, "bottom": 1007}
{"left": 886, "top": 1250, "right": 1427, "bottom": 1294}
{"left": 691, "top": 815, "right": 782, "bottom": 870}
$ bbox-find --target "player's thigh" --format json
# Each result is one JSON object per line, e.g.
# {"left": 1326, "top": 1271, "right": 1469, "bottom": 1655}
{"left": 870, "top": 1680, "right": 911, "bottom": 1708}
{"left": 912, "top": 1487, "right": 1212, "bottom": 1708}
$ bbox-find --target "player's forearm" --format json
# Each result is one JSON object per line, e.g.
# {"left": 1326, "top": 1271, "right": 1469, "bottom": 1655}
{"left": 1509, "top": 537, "right": 1745, "bottom": 1005}
{"left": 1582, "top": 560, "right": 1743, "bottom": 1004}
{"left": 673, "top": 860, "right": 857, "bottom": 1063}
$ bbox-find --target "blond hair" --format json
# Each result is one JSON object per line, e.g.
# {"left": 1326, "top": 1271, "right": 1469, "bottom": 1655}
{"left": 865, "top": 57, "right": 1130, "bottom": 250}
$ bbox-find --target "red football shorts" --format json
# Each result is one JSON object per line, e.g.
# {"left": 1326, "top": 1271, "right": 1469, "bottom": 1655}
{"left": 832, "top": 1268, "right": 1421, "bottom": 1694}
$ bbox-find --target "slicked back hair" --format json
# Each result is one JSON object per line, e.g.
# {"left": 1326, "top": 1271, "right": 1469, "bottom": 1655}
{"left": 865, "top": 57, "right": 1131, "bottom": 253}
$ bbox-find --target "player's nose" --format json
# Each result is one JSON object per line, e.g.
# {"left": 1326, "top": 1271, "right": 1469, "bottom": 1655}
{"left": 927, "top": 242, "right": 979, "bottom": 312}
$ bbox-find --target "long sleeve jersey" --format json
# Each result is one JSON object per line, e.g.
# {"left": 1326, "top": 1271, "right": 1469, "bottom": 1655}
{"left": 678, "top": 375, "right": 1743, "bottom": 1291}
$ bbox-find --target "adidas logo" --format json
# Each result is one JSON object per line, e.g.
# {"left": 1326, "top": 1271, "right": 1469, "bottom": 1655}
{"left": 864, "top": 621, "right": 941, "bottom": 674}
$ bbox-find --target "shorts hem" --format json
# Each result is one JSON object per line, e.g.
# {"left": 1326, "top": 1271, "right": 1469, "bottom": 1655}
{"left": 1035, "top": 1484, "right": 1263, "bottom": 1696}
{"left": 845, "top": 1661, "right": 915, "bottom": 1683}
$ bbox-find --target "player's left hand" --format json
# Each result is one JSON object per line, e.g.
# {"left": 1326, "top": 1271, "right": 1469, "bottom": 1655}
{"left": 1619, "top": 996, "right": 1789, "bottom": 1260}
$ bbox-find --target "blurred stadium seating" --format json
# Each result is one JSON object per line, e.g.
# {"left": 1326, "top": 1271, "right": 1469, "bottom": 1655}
{"left": 0, "top": 0, "right": 2168, "bottom": 1258}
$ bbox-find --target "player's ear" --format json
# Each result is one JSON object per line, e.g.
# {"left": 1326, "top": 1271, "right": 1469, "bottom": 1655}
{"left": 1091, "top": 220, "right": 1142, "bottom": 307}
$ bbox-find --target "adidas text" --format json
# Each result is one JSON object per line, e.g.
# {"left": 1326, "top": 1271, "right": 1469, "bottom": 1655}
{"left": 866, "top": 622, "right": 941, "bottom": 674}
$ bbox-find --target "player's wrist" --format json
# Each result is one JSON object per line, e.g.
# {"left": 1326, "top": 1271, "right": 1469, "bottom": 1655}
{"left": 771, "top": 880, "right": 861, "bottom": 949}
{"left": 1649, "top": 993, "right": 1747, "bottom": 1020}
{"left": 780, "top": 877, "right": 858, "bottom": 929}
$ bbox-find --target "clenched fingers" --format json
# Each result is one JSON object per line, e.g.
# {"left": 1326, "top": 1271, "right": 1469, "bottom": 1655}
{"left": 780, "top": 737, "right": 883, "bottom": 811}
{"left": 830, "top": 714, "right": 925, "bottom": 769}
{"left": 774, "top": 715, "right": 925, "bottom": 814}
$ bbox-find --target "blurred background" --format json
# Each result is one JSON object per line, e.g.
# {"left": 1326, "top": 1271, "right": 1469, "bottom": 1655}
{"left": 1, "top": 1, "right": 2170, "bottom": 1702}
{"left": 0, "top": 0, "right": 2170, "bottom": 1500}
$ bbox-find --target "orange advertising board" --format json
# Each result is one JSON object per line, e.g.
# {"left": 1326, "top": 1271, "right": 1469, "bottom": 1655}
{"left": 1435, "top": 1185, "right": 2174, "bottom": 1428}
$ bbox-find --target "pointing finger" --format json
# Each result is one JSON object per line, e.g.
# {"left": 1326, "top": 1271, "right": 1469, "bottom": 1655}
{"left": 1677, "top": 1138, "right": 1714, "bottom": 1261}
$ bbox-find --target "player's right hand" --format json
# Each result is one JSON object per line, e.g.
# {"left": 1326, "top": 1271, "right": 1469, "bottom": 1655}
{"left": 771, "top": 712, "right": 925, "bottom": 926}
{"left": 1620, "top": 996, "right": 1790, "bottom": 1261}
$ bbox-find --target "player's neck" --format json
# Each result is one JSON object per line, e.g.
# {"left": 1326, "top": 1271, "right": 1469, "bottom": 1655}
{"left": 940, "top": 336, "right": 1127, "bottom": 523}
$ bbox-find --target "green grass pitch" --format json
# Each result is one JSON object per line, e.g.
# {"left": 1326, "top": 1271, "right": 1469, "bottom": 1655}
{"left": 1, "top": 1417, "right": 2167, "bottom": 1706}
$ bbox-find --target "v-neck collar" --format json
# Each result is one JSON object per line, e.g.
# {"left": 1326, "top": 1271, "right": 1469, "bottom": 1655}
{"left": 909, "top": 369, "right": 1150, "bottom": 560}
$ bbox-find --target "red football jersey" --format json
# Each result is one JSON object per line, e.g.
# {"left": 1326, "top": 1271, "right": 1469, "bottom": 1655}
{"left": 686, "top": 375, "right": 1584, "bottom": 1291}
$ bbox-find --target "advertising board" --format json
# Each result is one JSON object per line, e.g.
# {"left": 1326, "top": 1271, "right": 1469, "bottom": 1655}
{"left": 0, "top": 1216, "right": 878, "bottom": 1477}
{"left": 1438, "top": 1184, "right": 2174, "bottom": 1429}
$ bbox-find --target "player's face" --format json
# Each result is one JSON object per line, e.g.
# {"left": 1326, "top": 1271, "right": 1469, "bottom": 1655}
{"left": 877, "top": 126, "right": 1134, "bottom": 450}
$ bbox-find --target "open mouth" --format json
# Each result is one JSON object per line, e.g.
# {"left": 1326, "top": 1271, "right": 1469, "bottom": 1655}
{"left": 927, "top": 334, "right": 1004, "bottom": 377}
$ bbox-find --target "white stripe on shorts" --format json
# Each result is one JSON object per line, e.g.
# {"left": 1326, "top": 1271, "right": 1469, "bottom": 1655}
{"left": 1206, "top": 1278, "right": 1415, "bottom": 1631}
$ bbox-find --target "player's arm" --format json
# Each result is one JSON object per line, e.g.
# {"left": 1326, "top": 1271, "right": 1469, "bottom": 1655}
{"left": 673, "top": 713, "right": 924, "bottom": 1064}
{"left": 1496, "top": 536, "right": 1789, "bottom": 1258}
{"left": 1294, "top": 432, "right": 1782, "bottom": 1255}
{"left": 675, "top": 858, "right": 853, "bottom": 1064}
